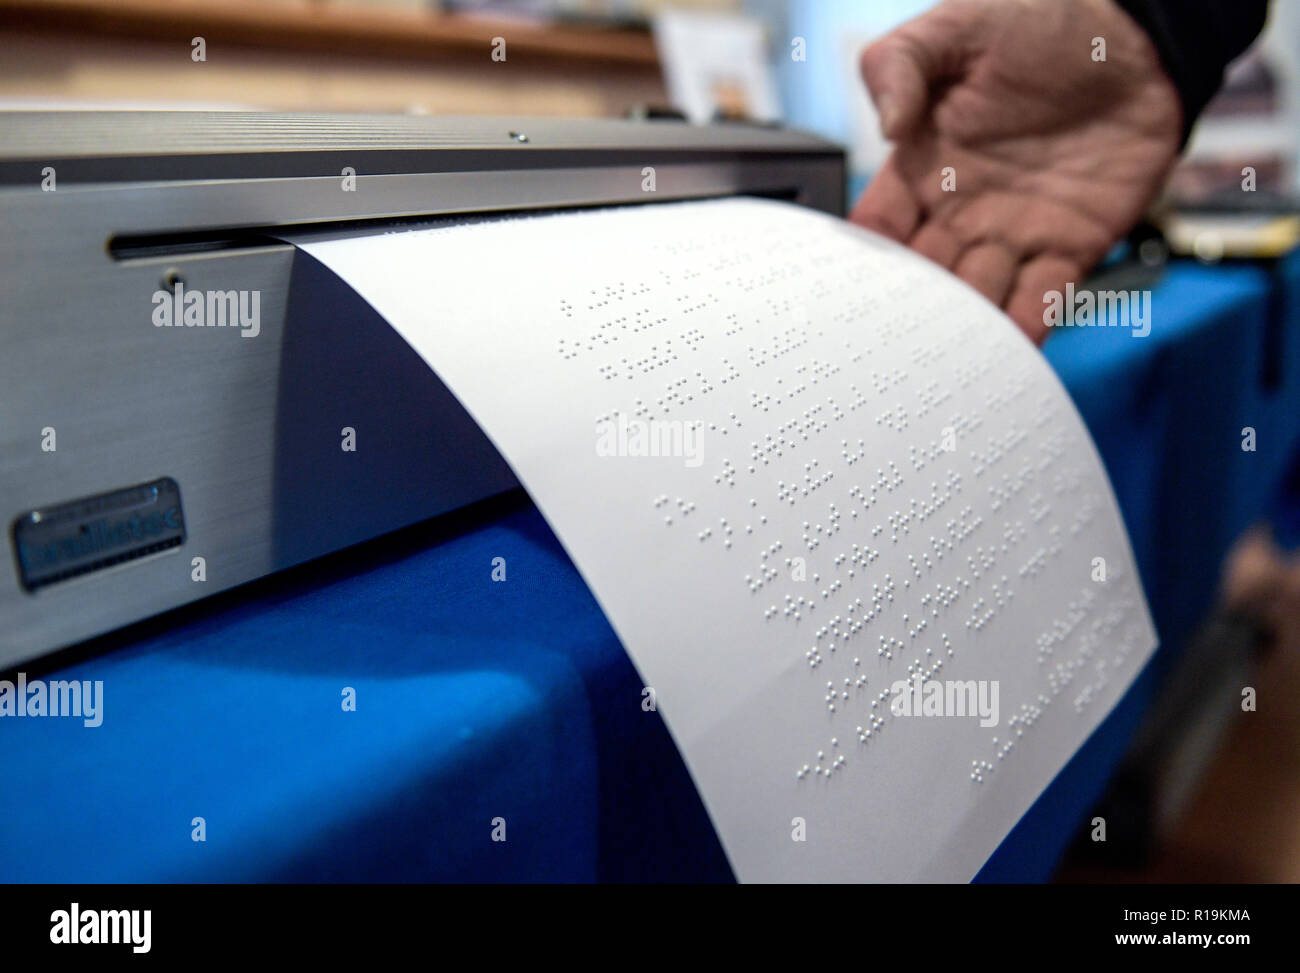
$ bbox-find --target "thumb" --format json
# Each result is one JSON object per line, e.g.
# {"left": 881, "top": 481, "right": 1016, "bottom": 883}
{"left": 860, "top": 5, "right": 977, "bottom": 140}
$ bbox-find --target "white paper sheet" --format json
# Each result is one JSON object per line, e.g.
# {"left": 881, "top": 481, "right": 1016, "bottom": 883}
{"left": 292, "top": 197, "right": 1157, "bottom": 882}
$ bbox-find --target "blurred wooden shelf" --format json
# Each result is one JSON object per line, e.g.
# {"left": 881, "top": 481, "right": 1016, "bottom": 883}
{"left": 0, "top": 0, "right": 661, "bottom": 67}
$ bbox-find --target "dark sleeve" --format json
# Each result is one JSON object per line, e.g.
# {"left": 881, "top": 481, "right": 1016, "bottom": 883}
{"left": 1115, "top": 0, "right": 1271, "bottom": 141}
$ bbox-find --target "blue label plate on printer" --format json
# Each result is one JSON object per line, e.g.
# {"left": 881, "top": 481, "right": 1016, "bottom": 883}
{"left": 11, "top": 477, "right": 186, "bottom": 592}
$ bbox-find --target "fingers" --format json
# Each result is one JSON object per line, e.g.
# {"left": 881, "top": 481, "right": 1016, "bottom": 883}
{"left": 944, "top": 191, "right": 1115, "bottom": 269}
{"left": 952, "top": 240, "right": 1017, "bottom": 306}
{"left": 859, "top": 1, "right": 981, "bottom": 139}
{"left": 908, "top": 221, "right": 963, "bottom": 271}
{"left": 1004, "top": 254, "right": 1081, "bottom": 346}
{"left": 848, "top": 155, "right": 921, "bottom": 241}
{"left": 860, "top": 33, "right": 932, "bottom": 139}
{"left": 852, "top": 166, "right": 1064, "bottom": 344}
{"left": 853, "top": 163, "right": 1092, "bottom": 345}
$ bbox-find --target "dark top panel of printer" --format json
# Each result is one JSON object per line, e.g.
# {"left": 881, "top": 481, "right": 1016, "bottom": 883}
{"left": 0, "top": 111, "right": 841, "bottom": 185}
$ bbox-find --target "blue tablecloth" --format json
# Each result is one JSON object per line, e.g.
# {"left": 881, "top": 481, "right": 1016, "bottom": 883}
{"left": 4, "top": 251, "right": 1298, "bottom": 883}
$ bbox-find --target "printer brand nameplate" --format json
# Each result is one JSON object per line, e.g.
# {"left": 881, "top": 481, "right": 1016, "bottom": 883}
{"left": 12, "top": 478, "right": 186, "bottom": 592}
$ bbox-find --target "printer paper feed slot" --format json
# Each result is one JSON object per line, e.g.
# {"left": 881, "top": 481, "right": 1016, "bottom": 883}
{"left": 288, "top": 197, "right": 1157, "bottom": 882}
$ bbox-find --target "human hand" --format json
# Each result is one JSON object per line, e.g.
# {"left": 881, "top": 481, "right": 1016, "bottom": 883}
{"left": 849, "top": 0, "right": 1183, "bottom": 343}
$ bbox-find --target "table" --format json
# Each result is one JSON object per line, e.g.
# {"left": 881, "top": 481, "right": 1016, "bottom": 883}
{"left": 4, "top": 251, "right": 1297, "bottom": 882}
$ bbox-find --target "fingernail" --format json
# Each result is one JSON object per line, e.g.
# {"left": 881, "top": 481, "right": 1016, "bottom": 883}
{"left": 876, "top": 95, "right": 900, "bottom": 135}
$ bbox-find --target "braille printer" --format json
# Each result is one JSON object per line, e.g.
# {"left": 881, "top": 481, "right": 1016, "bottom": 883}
{"left": 0, "top": 111, "right": 843, "bottom": 668}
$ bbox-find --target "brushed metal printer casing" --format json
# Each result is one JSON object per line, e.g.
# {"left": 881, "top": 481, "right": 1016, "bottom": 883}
{"left": 0, "top": 111, "right": 844, "bottom": 668}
